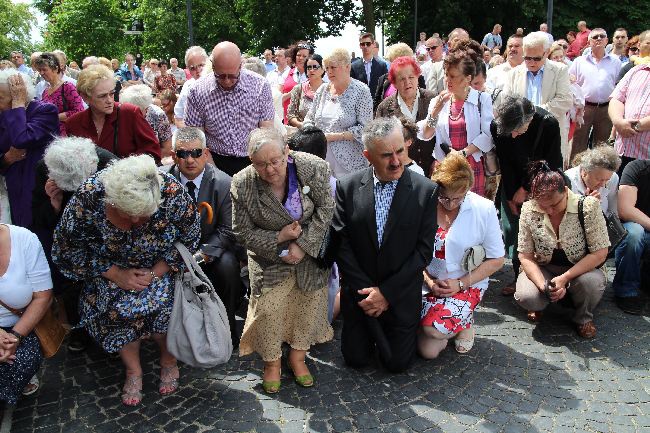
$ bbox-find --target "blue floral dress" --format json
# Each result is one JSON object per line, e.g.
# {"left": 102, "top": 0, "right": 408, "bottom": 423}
{"left": 52, "top": 171, "right": 200, "bottom": 353}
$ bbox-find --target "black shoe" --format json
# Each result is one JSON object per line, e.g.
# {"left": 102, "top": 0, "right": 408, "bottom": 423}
{"left": 67, "top": 329, "right": 90, "bottom": 352}
{"left": 615, "top": 296, "right": 643, "bottom": 315}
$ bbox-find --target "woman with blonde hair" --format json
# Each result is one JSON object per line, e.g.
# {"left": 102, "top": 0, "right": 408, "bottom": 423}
{"left": 419, "top": 153, "right": 504, "bottom": 358}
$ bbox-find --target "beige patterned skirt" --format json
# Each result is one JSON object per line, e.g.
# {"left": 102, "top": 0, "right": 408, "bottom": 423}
{"left": 239, "top": 272, "right": 333, "bottom": 361}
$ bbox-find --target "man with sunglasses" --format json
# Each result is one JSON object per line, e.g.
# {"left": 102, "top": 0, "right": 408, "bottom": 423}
{"left": 350, "top": 32, "right": 388, "bottom": 98}
{"left": 420, "top": 36, "right": 445, "bottom": 96}
{"left": 174, "top": 46, "right": 208, "bottom": 128}
{"left": 163, "top": 127, "right": 245, "bottom": 346}
{"left": 185, "top": 41, "right": 275, "bottom": 176}
{"left": 569, "top": 29, "right": 621, "bottom": 160}
{"left": 502, "top": 31, "right": 572, "bottom": 165}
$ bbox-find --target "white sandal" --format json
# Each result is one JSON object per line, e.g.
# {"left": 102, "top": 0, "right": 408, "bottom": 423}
{"left": 22, "top": 375, "right": 39, "bottom": 396}
{"left": 454, "top": 328, "right": 475, "bottom": 354}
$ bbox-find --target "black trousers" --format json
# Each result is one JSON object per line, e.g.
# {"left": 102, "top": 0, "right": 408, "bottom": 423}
{"left": 340, "top": 286, "right": 417, "bottom": 373}
{"left": 201, "top": 250, "right": 245, "bottom": 347}
{"left": 211, "top": 153, "right": 250, "bottom": 177}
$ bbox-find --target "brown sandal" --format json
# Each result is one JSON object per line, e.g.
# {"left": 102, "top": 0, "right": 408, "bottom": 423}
{"left": 577, "top": 321, "right": 597, "bottom": 339}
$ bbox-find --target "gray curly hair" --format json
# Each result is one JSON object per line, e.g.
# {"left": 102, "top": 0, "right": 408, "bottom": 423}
{"left": 247, "top": 127, "right": 285, "bottom": 156}
{"left": 362, "top": 116, "right": 402, "bottom": 151}
{"left": 44, "top": 136, "right": 100, "bottom": 192}
{"left": 100, "top": 154, "right": 162, "bottom": 217}
{"left": 119, "top": 84, "right": 153, "bottom": 112}
{"left": 575, "top": 145, "right": 621, "bottom": 172}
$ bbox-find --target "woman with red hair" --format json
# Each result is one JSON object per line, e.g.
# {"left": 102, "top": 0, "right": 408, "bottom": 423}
{"left": 376, "top": 56, "right": 436, "bottom": 177}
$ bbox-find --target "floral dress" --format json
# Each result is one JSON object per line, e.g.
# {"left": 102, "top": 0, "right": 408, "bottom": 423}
{"left": 52, "top": 172, "right": 200, "bottom": 353}
{"left": 420, "top": 227, "right": 484, "bottom": 335}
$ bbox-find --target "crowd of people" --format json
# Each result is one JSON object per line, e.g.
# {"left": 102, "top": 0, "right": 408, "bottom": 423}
{"left": 0, "top": 18, "right": 649, "bottom": 412}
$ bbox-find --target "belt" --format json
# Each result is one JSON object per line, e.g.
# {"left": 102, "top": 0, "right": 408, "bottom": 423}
{"left": 585, "top": 101, "right": 609, "bottom": 107}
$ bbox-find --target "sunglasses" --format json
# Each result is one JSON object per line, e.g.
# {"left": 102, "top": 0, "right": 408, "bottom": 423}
{"left": 558, "top": 44, "right": 568, "bottom": 49}
{"left": 591, "top": 34, "right": 607, "bottom": 40}
{"left": 524, "top": 56, "right": 544, "bottom": 62}
{"left": 629, "top": 47, "right": 639, "bottom": 52}
{"left": 426, "top": 45, "right": 441, "bottom": 51}
{"left": 359, "top": 42, "right": 373, "bottom": 47}
{"left": 175, "top": 149, "right": 203, "bottom": 159}
{"left": 215, "top": 72, "right": 240, "bottom": 81}
{"left": 305, "top": 64, "right": 321, "bottom": 70}
{"left": 188, "top": 63, "right": 205, "bottom": 71}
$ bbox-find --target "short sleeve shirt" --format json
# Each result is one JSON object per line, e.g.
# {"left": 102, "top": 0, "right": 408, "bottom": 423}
{"left": 620, "top": 159, "right": 650, "bottom": 218}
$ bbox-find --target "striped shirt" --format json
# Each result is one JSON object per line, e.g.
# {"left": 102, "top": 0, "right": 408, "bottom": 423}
{"left": 185, "top": 68, "right": 275, "bottom": 157}
{"left": 610, "top": 64, "right": 650, "bottom": 160}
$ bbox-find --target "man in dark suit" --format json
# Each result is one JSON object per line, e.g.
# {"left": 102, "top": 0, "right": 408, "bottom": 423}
{"left": 164, "top": 127, "right": 245, "bottom": 347}
{"left": 332, "top": 116, "right": 438, "bottom": 373}
{"left": 350, "top": 32, "right": 389, "bottom": 98}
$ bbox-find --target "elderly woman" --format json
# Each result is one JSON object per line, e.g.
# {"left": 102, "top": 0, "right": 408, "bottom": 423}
{"left": 373, "top": 43, "right": 426, "bottom": 111}
{"left": 31, "top": 136, "right": 116, "bottom": 351}
{"left": 304, "top": 48, "right": 373, "bottom": 178}
{"left": 282, "top": 42, "right": 313, "bottom": 122}
{"left": 515, "top": 161, "right": 609, "bottom": 338}
{"left": 419, "top": 153, "right": 504, "bottom": 358}
{"left": 158, "top": 89, "right": 177, "bottom": 131}
{"left": 287, "top": 54, "right": 325, "bottom": 128}
{"left": 154, "top": 60, "right": 177, "bottom": 94}
{"left": 548, "top": 42, "right": 569, "bottom": 65}
{"left": 120, "top": 84, "right": 173, "bottom": 161}
{"left": 52, "top": 155, "right": 200, "bottom": 405}
{"left": 143, "top": 58, "right": 160, "bottom": 90}
{"left": 376, "top": 56, "right": 436, "bottom": 177}
{"left": 491, "top": 96, "right": 563, "bottom": 295}
{"left": 0, "top": 70, "right": 59, "bottom": 227}
{"left": 0, "top": 225, "right": 53, "bottom": 405}
{"left": 566, "top": 146, "right": 621, "bottom": 215}
{"left": 66, "top": 65, "right": 160, "bottom": 162}
{"left": 231, "top": 128, "right": 334, "bottom": 393}
{"left": 33, "top": 52, "right": 85, "bottom": 136}
{"left": 418, "top": 39, "right": 494, "bottom": 198}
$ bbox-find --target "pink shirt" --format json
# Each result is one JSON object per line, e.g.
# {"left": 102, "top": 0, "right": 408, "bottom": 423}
{"left": 610, "top": 64, "right": 650, "bottom": 160}
{"left": 41, "top": 82, "right": 85, "bottom": 136}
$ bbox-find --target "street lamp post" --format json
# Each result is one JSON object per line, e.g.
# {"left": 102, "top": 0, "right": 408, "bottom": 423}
{"left": 379, "top": 9, "right": 385, "bottom": 57}
{"left": 546, "top": 0, "right": 554, "bottom": 34}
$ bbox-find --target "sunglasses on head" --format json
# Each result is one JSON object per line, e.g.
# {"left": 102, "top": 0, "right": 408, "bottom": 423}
{"left": 524, "top": 56, "right": 544, "bottom": 62}
{"left": 359, "top": 42, "right": 373, "bottom": 47}
{"left": 175, "top": 149, "right": 203, "bottom": 159}
{"left": 297, "top": 43, "right": 312, "bottom": 50}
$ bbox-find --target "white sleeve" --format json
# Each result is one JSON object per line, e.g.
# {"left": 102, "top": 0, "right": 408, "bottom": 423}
{"left": 21, "top": 228, "right": 53, "bottom": 292}
{"left": 174, "top": 82, "right": 191, "bottom": 120}
{"left": 483, "top": 205, "right": 506, "bottom": 259}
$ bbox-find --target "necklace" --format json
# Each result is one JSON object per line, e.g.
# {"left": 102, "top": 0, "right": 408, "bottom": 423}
{"left": 448, "top": 88, "right": 470, "bottom": 122}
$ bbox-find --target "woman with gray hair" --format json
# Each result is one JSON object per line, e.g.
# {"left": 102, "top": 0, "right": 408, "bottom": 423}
{"left": 231, "top": 127, "right": 334, "bottom": 393}
{"left": 0, "top": 69, "right": 59, "bottom": 227}
{"left": 565, "top": 146, "right": 621, "bottom": 215}
{"left": 120, "top": 84, "right": 173, "bottom": 160}
{"left": 52, "top": 154, "right": 200, "bottom": 406}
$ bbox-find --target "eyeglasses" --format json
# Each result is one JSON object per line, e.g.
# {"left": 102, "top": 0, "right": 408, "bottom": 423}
{"left": 591, "top": 34, "right": 607, "bottom": 40}
{"left": 188, "top": 63, "right": 205, "bottom": 71}
{"left": 629, "top": 47, "right": 639, "bottom": 52}
{"left": 426, "top": 45, "right": 441, "bottom": 51}
{"left": 215, "top": 71, "right": 240, "bottom": 81}
{"left": 524, "top": 56, "right": 544, "bottom": 62}
{"left": 175, "top": 149, "right": 203, "bottom": 159}
{"left": 251, "top": 156, "right": 285, "bottom": 170}
{"left": 558, "top": 44, "right": 568, "bottom": 49}
{"left": 438, "top": 194, "right": 466, "bottom": 205}
{"left": 359, "top": 42, "right": 373, "bottom": 47}
{"left": 305, "top": 65, "right": 321, "bottom": 70}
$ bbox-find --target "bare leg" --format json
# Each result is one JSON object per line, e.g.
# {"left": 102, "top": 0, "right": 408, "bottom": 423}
{"left": 332, "top": 291, "right": 341, "bottom": 321}
{"left": 152, "top": 333, "right": 179, "bottom": 394}
{"left": 119, "top": 339, "right": 143, "bottom": 405}
{"left": 262, "top": 358, "right": 282, "bottom": 393}
{"left": 288, "top": 348, "right": 313, "bottom": 386}
{"left": 417, "top": 327, "right": 451, "bottom": 359}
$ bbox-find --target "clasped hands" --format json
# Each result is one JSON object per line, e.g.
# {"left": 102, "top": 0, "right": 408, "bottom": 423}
{"left": 541, "top": 273, "right": 569, "bottom": 302}
{"left": 423, "top": 271, "right": 462, "bottom": 298}
{"left": 278, "top": 221, "right": 305, "bottom": 265}
{"left": 357, "top": 287, "right": 389, "bottom": 317}
{"left": 0, "top": 329, "right": 18, "bottom": 364}
{"left": 111, "top": 267, "right": 162, "bottom": 292}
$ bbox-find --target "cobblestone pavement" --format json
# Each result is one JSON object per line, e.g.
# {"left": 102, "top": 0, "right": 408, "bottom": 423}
{"left": 4, "top": 263, "right": 650, "bottom": 433}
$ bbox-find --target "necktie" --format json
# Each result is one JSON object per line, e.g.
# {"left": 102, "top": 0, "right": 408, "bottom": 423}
{"left": 186, "top": 180, "right": 197, "bottom": 203}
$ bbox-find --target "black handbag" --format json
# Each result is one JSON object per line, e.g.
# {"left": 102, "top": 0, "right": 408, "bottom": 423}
{"left": 577, "top": 196, "right": 627, "bottom": 266}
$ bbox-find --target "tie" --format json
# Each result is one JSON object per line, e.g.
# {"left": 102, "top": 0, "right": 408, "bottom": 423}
{"left": 186, "top": 180, "right": 197, "bottom": 203}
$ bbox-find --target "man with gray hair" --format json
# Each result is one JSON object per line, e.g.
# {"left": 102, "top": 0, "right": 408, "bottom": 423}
{"left": 174, "top": 46, "right": 208, "bottom": 128}
{"left": 169, "top": 57, "right": 186, "bottom": 87}
{"left": 569, "top": 28, "right": 621, "bottom": 160}
{"left": 502, "top": 31, "right": 573, "bottom": 163}
{"left": 162, "top": 127, "right": 244, "bottom": 346}
{"left": 332, "top": 116, "right": 438, "bottom": 373}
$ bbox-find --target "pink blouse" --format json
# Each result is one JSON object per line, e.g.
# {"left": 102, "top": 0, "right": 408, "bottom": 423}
{"left": 41, "top": 82, "right": 85, "bottom": 136}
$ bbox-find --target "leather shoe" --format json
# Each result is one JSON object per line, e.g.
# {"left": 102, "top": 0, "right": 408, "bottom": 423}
{"left": 577, "top": 321, "right": 597, "bottom": 339}
{"left": 615, "top": 296, "right": 643, "bottom": 315}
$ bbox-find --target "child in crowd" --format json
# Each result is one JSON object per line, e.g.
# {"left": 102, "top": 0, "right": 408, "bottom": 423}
{"left": 400, "top": 118, "right": 425, "bottom": 176}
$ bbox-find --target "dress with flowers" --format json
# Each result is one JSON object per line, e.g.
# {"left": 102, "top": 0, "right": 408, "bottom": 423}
{"left": 420, "top": 227, "right": 484, "bottom": 335}
{"left": 52, "top": 171, "right": 200, "bottom": 353}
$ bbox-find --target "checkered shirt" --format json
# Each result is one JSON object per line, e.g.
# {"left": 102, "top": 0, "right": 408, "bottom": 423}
{"left": 184, "top": 68, "right": 275, "bottom": 157}
{"left": 373, "top": 174, "right": 398, "bottom": 245}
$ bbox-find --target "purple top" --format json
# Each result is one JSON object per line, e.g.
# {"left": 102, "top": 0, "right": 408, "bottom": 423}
{"left": 283, "top": 156, "right": 303, "bottom": 221}
{"left": 0, "top": 101, "right": 59, "bottom": 227}
{"left": 40, "top": 81, "right": 85, "bottom": 136}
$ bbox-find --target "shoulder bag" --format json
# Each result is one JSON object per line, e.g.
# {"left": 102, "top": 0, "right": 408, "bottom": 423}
{"left": 166, "top": 242, "right": 232, "bottom": 368}
{"left": 0, "top": 297, "right": 67, "bottom": 358}
{"left": 577, "top": 195, "right": 627, "bottom": 267}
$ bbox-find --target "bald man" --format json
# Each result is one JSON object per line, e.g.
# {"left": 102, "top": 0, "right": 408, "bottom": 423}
{"left": 184, "top": 41, "right": 275, "bottom": 176}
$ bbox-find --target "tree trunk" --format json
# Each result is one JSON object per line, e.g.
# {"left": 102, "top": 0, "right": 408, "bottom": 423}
{"left": 361, "top": 0, "right": 375, "bottom": 35}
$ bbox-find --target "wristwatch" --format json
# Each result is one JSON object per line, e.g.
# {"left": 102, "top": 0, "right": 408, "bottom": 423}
{"left": 631, "top": 121, "right": 641, "bottom": 132}
{"left": 458, "top": 279, "right": 466, "bottom": 292}
{"left": 9, "top": 329, "right": 24, "bottom": 344}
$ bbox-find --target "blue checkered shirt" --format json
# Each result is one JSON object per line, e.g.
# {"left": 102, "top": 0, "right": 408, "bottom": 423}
{"left": 373, "top": 174, "right": 398, "bottom": 245}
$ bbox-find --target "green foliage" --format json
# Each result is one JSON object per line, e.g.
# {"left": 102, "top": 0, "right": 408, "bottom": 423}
{"left": 0, "top": 0, "right": 37, "bottom": 59}
{"left": 44, "top": 0, "right": 129, "bottom": 63}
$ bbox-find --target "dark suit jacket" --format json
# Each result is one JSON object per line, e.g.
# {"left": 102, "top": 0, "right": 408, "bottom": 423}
{"left": 350, "top": 57, "right": 388, "bottom": 100}
{"left": 164, "top": 162, "right": 240, "bottom": 261}
{"left": 373, "top": 73, "right": 426, "bottom": 112}
{"left": 332, "top": 167, "right": 438, "bottom": 324}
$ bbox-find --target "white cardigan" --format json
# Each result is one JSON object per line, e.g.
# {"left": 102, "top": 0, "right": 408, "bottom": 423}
{"left": 416, "top": 88, "right": 494, "bottom": 162}
{"left": 437, "top": 192, "right": 505, "bottom": 289}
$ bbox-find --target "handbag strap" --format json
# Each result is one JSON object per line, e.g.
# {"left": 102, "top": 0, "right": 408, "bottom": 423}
{"left": 60, "top": 81, "right": 69, "bottom": 113}
{"left": 577, "top": 195, "right": 589, "bottom": 255}
{"left": 174, "top": 242, "right": 207, "bottom": 283}
{"left": 112, "top": 105, "right": 121, "bottom": 155}
{"left": 0, "top": 297, "right": 24, "bottom": 316}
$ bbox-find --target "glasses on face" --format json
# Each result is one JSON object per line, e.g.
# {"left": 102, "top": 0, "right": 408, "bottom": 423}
{"left": 359, "top": 42, "right": 373, "bottom": 47}
{"left": 558, "top": 44, "right": 568, "bottom": 49}
{"left": 426, "top": 45, "right": 441, "bottom": 51}
{"left": 629, "top": 47, "right": 639, "bottom": 53}
{"left": 438, "top": 194, "right": 466, "bottom": 205}
{"left": 591, "top": 34, "right": 607, "bottom": 40}
{"left": 188, "top": 63, "right": 205, "bottom": 71}
{"left": 305, "top": 64, "right": 321, "bottom": 70}
{"left": 175, "top": 149, "right": 203, "bottom": 159}
{"left": 215, "top": 71, "right": 241, "bottom": 82}
{"left": 524, "top": 56, "right": 544, "bottom": 62}
{"left": 251, "top": 156, "right": 285, "bottom": 171}
{"left": 94, "top": 90, "right": 116, "bottom": 100}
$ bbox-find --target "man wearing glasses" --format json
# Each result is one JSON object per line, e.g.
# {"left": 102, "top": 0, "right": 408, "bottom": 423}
{"left": 569, "top": 29, "right": 622, "bottom": 160}
{"left": 502, "top": 31, "right": 572, "bottom": 165}
{"left": 420, "top": 36, "right": 445, "bottom": 96}
{"left": 174, "top": 46, "right": 208, "bottom": 128}
{"left": 350, "top": 32, "right": 388, "bottom": 97}
{"left": 163, "top": 127, "right": 244, "bottom": 346}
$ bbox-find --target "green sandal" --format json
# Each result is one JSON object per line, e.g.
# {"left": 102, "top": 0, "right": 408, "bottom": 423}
{"left": 289, "top": 362, "right": 314, "bottom": 388}
{"left": 262, "top": 364, "right": 281, "bottom": 394}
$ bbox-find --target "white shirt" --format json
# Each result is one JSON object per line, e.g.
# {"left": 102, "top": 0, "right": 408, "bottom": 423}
{"left": 0, "top": 225, "right": 52, "bottom": 327}
{"left": 406, "top": 161, "right": 425, "bottom": 176}
{"left": 174, "top": 77, "right": 197, "bottom": 121}
{"left": 565, "top": 166, "right": 619, "bottom": 215}
{"left": 179, "top": 168, "right": 205, "bottom": 202}
{"left": 397, "top": 90, "right": 420, "bottom": 122}
{"left": 486, "top": 61, "right": 515, "bottom": 91}
{"left": 267, "top": 66, "right": 290, "bottom": 89}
